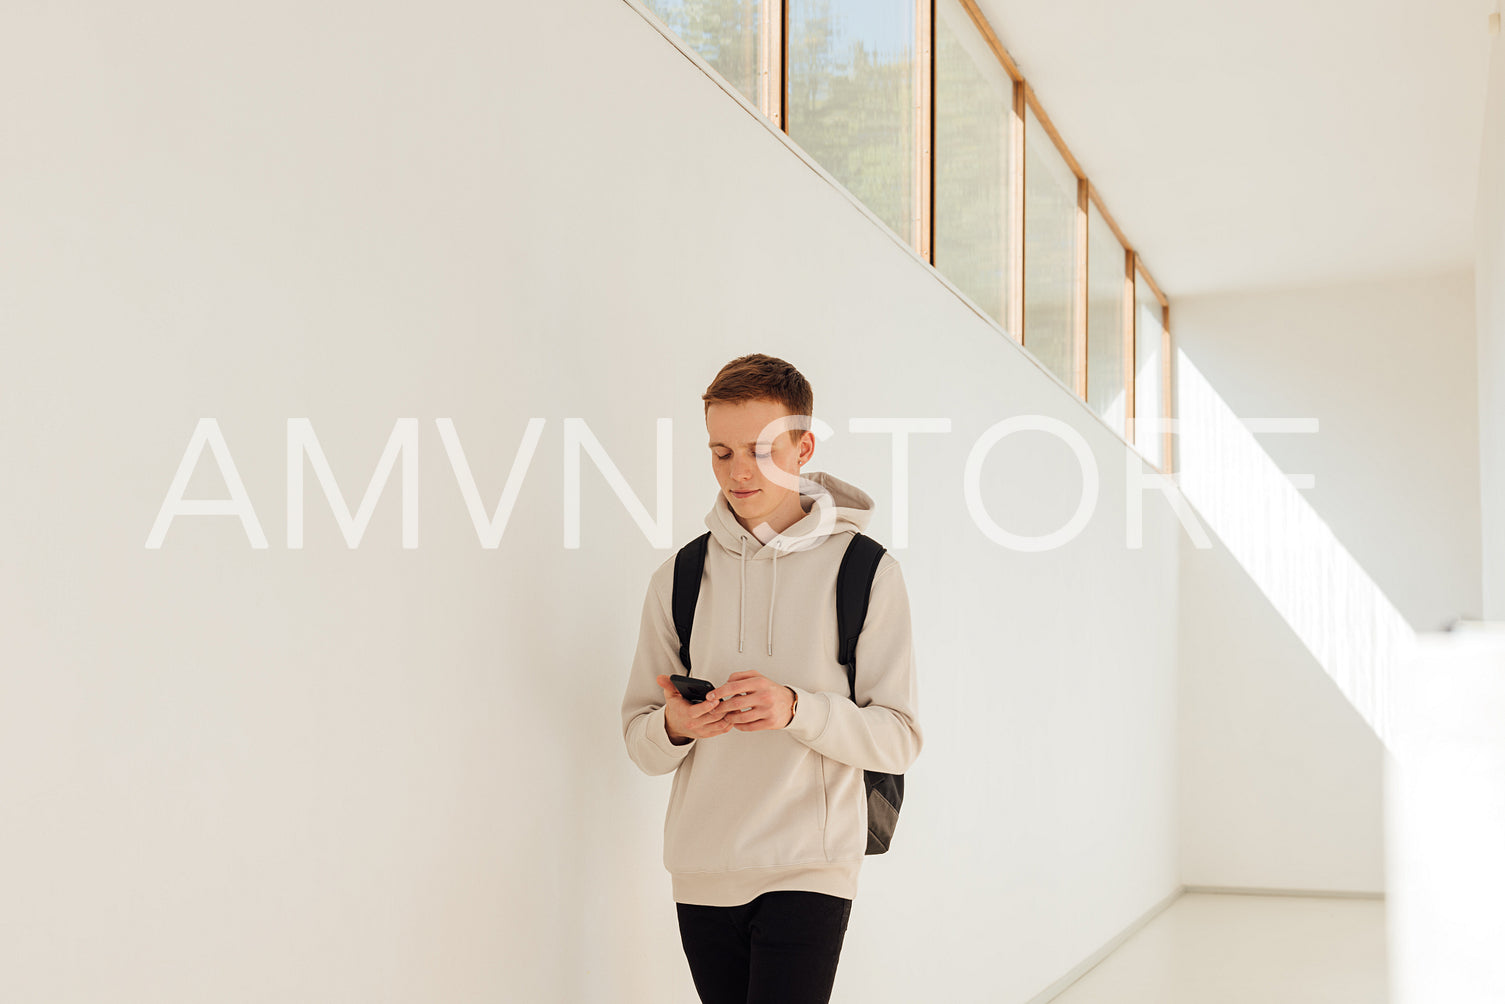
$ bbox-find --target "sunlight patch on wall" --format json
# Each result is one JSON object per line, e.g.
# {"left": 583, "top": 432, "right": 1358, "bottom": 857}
{"left": 1172, "top": 350, "right": 1415, "bottom": 749}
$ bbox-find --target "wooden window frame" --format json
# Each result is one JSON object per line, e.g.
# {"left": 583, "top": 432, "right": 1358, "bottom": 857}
{"left": 949, "top": 0, "right": 1172, "bottom": 472}
{"left": 768, "top": 0, "right": 1174, "bottom": 469}
{"left": 915, "top": 0, "right": 935, "bottom": 259}
{"left": 760, "top": 0, "right": 785, "bottom": 127}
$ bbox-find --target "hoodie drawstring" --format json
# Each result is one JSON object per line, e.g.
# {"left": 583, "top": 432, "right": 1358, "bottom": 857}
{"left": 767, "top": 546, "right": 777, "bottom": 655}
{"left": 737, "top": 533, "right": 779, "bottom": 656}
{"left": 738, "top": 535, "right": 747, "bottom": 654}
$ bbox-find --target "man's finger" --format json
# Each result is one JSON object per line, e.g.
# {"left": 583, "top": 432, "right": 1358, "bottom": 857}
{"left": 708, "top": 681, "right": 763, "bottom": 703}
{"left": 690, "top": 700, "right": 727, "bottom": 723}
{"left": 698, "top": 717, "right": 735, "bottom": 737}
{"left": 722, "top": 704, "right": 765, "bottom": 727}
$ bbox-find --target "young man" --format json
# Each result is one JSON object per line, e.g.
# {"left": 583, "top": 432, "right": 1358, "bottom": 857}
{"left": 620, "top": 354, "right": 923, "bottom": 1004}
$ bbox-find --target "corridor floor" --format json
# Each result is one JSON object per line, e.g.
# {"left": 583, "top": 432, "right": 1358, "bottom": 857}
{"left": 1048, "top": 891, "right": 1387, "bottom": 1003}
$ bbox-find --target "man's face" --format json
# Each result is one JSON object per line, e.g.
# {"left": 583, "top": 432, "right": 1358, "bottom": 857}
{"left": 705, "top": 398, "right": 814, "bottom": 534}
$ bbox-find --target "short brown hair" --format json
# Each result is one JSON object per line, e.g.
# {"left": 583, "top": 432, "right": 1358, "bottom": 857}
{"left": 702, "top": 354, "right": 814, "bottom": 443}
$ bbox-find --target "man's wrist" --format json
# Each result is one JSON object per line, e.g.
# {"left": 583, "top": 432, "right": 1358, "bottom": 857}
{"left": 663, "top": 711, "right": 692, "bottom": 746}
{"left": 784, "top": 686, "right": 798, "bottom": 728}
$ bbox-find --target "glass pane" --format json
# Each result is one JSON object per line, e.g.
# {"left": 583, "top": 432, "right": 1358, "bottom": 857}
{"left": 644, "top": 0, "right": 762, "bottom": 104}
{"left": 1134, "top": 270, "right": 1165, "bottom": 469}
{"left": 1023, "top": 107, "right": 1078, "bottom": 389}
{"left": 1086, "top": 201, "right": 1126, "bottom": 435}
{"left": 933, "top": 0, "right": 1013, "bottom": 329}
{"left": 787, "top": 0, "right": 915, "bottom": 242}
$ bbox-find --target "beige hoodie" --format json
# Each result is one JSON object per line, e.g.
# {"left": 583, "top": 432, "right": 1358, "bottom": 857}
{"left": 620, "top": 471, "right": 923, "bottom": 907}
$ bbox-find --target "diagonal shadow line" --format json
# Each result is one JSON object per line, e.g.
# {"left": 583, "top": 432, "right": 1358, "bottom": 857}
{"left": 1166, "top": 349, "right": 1414, "bottom": 751}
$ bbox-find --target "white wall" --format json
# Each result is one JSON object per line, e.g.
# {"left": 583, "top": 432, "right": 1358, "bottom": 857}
{"left": 1174, "top": 272, "right": 1481, "bottom": 635}
{"left": 0, "top": 1, "right": 1185, "bottom": 1001}
{"left": 1386, "top": 624, "right": 1505, "bottom": 1003}
{"left": 1480, "top": 28, "right": 1505, "bottom": 622}
{"left": 1177, "top": 533, "right": 1389, "bottom": 893}
{"left": 1167, "top": 272, "right": 1479, "bottom": 895}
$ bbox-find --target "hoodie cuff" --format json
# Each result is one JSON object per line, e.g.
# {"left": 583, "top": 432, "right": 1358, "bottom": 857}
{"left": 648, "top": 706, "right": 695, "bottom": 758}
{"left": 782, "top": 685, "right": 831, "bottom": 743}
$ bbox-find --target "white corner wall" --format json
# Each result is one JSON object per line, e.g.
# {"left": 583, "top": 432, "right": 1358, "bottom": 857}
{"left": 1174, "top": 272, "right": 1481, "bottom": 636}
{"left": 0, "top": 1, "right": 1185, "bottom": 1001}
{"left": 1169, "top": 270, "right": 1480, "bottom": 893}
{"left": 1177, "top": 536, "right": 1389, "bottom": 893}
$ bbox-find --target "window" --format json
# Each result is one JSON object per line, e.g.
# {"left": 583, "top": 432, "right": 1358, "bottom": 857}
{"left": 933, "top": 0, "right": 1014, "bottom": 328}
{"left": 1023, "top": 105, "right": 1078, "bottom": 390}
{"left": 1087, "top": 199, "right": 1127, "bottom": 434}
{"left": 638, "top": 0, "right": 1174, "bottom": 472}
{"left": 1134, "top": 269, "right": 1167, "bottom": 469}
{"left": 787, "top": 0, "right": 917, "bottom": 243}
{"left": 643, "top": 0, "right": 764, "bottom": 106}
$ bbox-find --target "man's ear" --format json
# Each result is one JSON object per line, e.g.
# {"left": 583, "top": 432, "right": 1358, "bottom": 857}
{"left": 799, "top": 430, "right": 816, "bottom": 465}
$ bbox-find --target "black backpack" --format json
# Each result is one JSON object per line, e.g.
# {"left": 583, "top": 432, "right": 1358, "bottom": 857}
{"left": 671, "top": 530, "right": 906, "bottom": 855}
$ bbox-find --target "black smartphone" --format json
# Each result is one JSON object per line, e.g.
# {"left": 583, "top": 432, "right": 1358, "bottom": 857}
{"left": 669, "top": 674, "right": 716, "bottom": 704}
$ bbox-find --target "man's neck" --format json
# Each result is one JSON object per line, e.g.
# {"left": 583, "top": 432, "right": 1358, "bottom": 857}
{"left": 738, "top": 499, "right": 806, "bottom": 542}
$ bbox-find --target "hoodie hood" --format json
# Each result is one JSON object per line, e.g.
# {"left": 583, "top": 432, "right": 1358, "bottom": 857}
{"left": 703, "top": 471, "right": 875, "bottom": 656}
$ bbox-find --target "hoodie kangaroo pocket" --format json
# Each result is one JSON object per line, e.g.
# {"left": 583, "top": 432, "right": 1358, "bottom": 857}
{"left": 664, "top": 740, "right": 832, "bottom": 873}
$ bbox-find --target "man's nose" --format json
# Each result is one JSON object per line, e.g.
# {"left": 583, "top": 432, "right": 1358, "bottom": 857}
{"left": 731, "top": 455, "right": 756, "bottom": 480}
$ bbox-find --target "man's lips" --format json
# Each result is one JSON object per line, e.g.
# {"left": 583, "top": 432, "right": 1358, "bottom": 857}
{"left": 730, "top": 489, "right": 759, "bottom": 498}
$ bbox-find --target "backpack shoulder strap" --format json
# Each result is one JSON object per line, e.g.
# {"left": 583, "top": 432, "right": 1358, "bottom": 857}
{"left": 836, "top": 531, "right": 887, "bottom": 699}
{"left": 671, "top": 531, "right": 712, "bottom": 671}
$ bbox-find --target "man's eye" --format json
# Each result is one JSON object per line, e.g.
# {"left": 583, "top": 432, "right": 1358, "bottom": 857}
{"left": 753, "top": 452, "right": 770, "bottom": 459}
{"left": 715, "top": 453, "right": 731, "bottom": 460}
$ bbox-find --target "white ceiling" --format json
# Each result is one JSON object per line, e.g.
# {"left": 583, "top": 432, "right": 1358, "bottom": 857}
{"left": 975, "top": 0, "right": 1497, "bottom": 297}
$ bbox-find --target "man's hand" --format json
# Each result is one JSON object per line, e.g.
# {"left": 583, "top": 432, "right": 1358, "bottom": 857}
{"left": 656, "top": 675, "right": 735, "bottom": 745}
{"left": 707, "top": 671, "right": 796, "bottom": 732}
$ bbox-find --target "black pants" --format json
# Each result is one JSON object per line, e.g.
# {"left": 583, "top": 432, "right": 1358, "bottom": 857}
{"left": 675, "top": 891, "right": 853, "bottom": 1004}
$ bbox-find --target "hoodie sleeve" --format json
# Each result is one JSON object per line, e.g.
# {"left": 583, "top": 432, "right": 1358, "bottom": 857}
{"left": 621, "top": 562, "right": 696, "bottom": 776}
{"left": 783, "top": 555, "right": 923, "bottom": 774}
